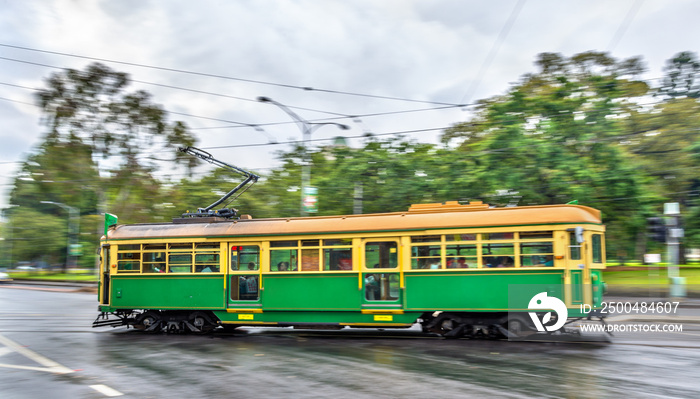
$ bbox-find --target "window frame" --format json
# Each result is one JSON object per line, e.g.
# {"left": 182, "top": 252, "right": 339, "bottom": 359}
{"left": 114, "top": 242, "right": 223, "bottom": 274}
{"left": 270, "top": 238, "right": 355, "bottom": 272}
{"left": 407, "top": 231, "right": 558, "bottom": 270}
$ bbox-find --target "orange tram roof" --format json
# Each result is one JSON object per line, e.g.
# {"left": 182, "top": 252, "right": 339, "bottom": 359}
{"left": 106, "top": 201, "right": 603, "bottom": 241}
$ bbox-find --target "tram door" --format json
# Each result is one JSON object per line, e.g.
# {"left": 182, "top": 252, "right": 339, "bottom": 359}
{"left": 362, "top": 240, "right": 402, "bottom": 306}
{"left": 567, "top": 228, "right": 590, "bottom": 306}
{"left": 100, "top": 245, "right": 110, "bottom": 305}
{"left": 227, "top": 244, "right": 262, "bottom": 307}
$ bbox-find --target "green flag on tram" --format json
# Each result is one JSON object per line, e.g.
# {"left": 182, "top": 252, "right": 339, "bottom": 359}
{"left": 104, "top": 213, "right": 118, "bottom": 236}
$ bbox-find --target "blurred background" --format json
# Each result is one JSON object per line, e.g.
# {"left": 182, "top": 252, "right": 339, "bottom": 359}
{"left": 1, "top": 0, "right": 699, "bottom": 281}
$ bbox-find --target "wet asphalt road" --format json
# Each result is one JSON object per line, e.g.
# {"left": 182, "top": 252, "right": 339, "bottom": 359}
{"left": 1, "top": 285, "right": 700, "bottom": 398}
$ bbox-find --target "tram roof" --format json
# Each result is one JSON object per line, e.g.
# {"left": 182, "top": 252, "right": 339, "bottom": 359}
{"left": 106, "top": 202, "right": 603, "bottom": 241}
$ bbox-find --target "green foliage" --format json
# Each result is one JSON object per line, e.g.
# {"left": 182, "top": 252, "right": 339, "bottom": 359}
{"left": 5, "top": 52, "right": 700, "bottom": 267}
{"left": 658, "top": 51, "right": 700, "bottom": 99}
{"left": 5, "top": 63, "right": 198, "bottom": 268}
{"left": 36, "top": 63, "right": 197, "bottom": 170}
{"left": 443, "top": 51, "right": 655, "bottom": 255}
{"left": 4, "top": 207, "right": 66, "bottom": 266}
{"left": 626, "top": 98, "right": 700, "bottom": 203}
{"left": 11, "top": 136, "right": 99, "bottom": 213}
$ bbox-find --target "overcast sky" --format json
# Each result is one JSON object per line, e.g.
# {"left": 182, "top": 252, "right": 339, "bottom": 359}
{"left": 1, "top": 0, "right": 699, "bottom": 210}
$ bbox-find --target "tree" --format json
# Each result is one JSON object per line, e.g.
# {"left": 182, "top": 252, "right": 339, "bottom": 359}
{"left": 3, "top": 207, "right": 66, "bottom": 268}
{"left": 10, "top": 135, "right": 100, "bottom": 214}
{"left": 36, "top": 63, "right": 197, "bottom": 171}
{"left": 658, "top": 51, "right": 700, "bottom": 99}
{"left": 6, "top": 63, "right": 198, "bottom": 268}
{"left": 625, "top": 52, "right": 700, "bottom": 250}
{"left": 625, "top": 98, "right": 700, "bottom": 203}
{"left": 442, "top": 51, "right": 654, "bottom": 258}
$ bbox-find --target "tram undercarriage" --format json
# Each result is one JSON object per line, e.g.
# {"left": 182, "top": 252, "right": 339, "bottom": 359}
{"left": 94, "top": 308, "right": 609, "bottom": 342}
{"left": 419, "top": 311, "right": 611, "bottom": 341}
{"left": 93, "top": 310, "right": 220, "bottom": 333}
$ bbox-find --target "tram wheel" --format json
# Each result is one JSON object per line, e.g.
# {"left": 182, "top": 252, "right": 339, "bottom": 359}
{"left": 189, "top": 312, "right": 216, "bottom": 333}
{"left": 507, "top": 319, "right": 524, "bottom": 335}
{"left": 439, "top": 318, "right": 466, "bottom": 339}
{"left": 136, "top": 311, "right": 162, "bottom": 332}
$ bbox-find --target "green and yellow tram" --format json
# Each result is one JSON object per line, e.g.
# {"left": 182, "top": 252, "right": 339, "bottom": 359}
{"left": 94, "top": 201, "right": 606, "bottom": 337}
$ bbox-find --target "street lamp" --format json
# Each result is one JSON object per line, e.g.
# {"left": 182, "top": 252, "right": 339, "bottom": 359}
{"left": 257, "top": 96, "right": 349, "bottom": 216}
{"left": 41, "top": 201, "right": 80, "bottom": 271}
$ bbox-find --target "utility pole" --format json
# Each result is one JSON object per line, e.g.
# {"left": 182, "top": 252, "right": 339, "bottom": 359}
{"left": 353, "top": 182, "right": 363, "bottom": 214}
{"left": 664, "top": 202, "right": 685, "bottom": 297}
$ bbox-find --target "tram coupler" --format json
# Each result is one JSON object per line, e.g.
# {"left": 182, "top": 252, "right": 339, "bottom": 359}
{"left": 92, "top": 312, "right": 129, "bottom": 328}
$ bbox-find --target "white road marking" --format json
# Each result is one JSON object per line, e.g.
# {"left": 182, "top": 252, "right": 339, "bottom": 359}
{"left": 0, "top": 347, "right": 12, "bottom": 357}
{"left": 90, "top": 384, "right": 124, "bottom": 397}
{"left": 0, "top": 333, "right": 74, "bottom": 374}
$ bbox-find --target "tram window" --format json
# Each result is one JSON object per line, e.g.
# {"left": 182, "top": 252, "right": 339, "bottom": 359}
{"left": 521, "top": 255, "right": 554, "bottom": 267}
{"left": 445, "top": 245, "right": 477, "bottom": 268}
{"left": 230, "top": 274, "right": 259, "bottom": 301}
{"left": 410, "top": 235, "right": 441, "bottom": 243}
{"left": 520, "top": 242, "right": 554, "bottom": 267}
{"left": 411, "top": 245, "right": 442, "bottom": 269}
{"left": 119, "top": 244, "right": 140, "bottom": 251}
{"left": 569, "top": 234, "right": 581, "bottom": 260}
{"left": 102, "top": 246, "right": 110, "bottom": 274}
{"left": 482, "top": 243, "right": 515, "bottom": 268}
{"left": 365, "top": 242, "right": 398, "bottom": 269}
{"left": 143, "top": 243, "right": 166, "bottom": 250}
{"left": 364, "top": 273, "right": 399, "bottom": 301}
{"left": 117, "top": 261, "right": 140, "bottom": 272}
{"left": 482, "top": 243, "right": 514, "bottom": 255}
{"left": 231, "top": 246, "right": 260, "bottom": 271}
{"left": 142, "top": 252, "right": 166, "bottom": 273}
{"left": 518, "top": 231, "right": 554, "bottom": 240}
{"left": 482, "top": 232, "right": 514, "bottom": 240}
{"left": 195, "top": 253, "right": 220, "bottom": 272}
{"left": 301, "top": 239, "right": 320, "bottom": 247}
{"left": 323, "top": 238, "right": 352, "bottom": 246}
{"left": 117, "top": 251, "right": 141, "bottom": 272}
{"left": 196, "top": 242, "right": 219, "bottom": 249}
{"left": 117, "top": 251, "right": 140, "bottom": 260}
{"left": 169, "top": 243, "right": 193, "bottom": 250}
{"left": 324, "top": 248, "right": 353, "bottom": 270}
{"left": 520, "top": 231, "right": 553, "bottom": 239}
{"left": 301, "top": 248, "right": 320, "bottom": 271}
{"left": 445, "top": 233, "right": 477, "bottom": 242}
{"left": 520, "top": 242, "right": 553, "bottom": 254}
{"left": 271, "top": 249, "right": 298, "bottom": 271}
{"left": 271, "top": 240, "right": 297, "bottom": 248}
{"left": 169, "top": 254, "right": 192, "bottom": 273}
{"left": 592, "top": 234, "right": 603, "bottom": 263}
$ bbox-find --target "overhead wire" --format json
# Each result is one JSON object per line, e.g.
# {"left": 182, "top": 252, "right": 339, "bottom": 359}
{"left": 607, "top": 0, "right": 645, "bottom": 52}
{"left": 0, "top": 55, "right": 468, "bottom": 131}
{"left": 459, "top": 0, "right": 526, "bottom": 106}
{"left": 0, "top": 43, "right": 466, "bottom": 107}
{"left": 1, "top": 42, "right": 695, "bottom": 193}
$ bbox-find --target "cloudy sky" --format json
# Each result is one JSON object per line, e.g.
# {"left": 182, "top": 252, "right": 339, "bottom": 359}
{"left": 1, "top": 0, "right": 699, "bottom": 209}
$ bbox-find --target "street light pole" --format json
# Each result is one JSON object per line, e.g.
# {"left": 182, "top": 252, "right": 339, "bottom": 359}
{"left": 41, "top": 201, "right": 80, "bottom": 271}
{"left": 257, "top": 96, "right": 349, "bottom": 216}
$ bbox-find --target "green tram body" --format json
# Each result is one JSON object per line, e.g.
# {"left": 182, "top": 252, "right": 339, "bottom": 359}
{"left": 96, "top": 201, "right": 606, "bottom": 335}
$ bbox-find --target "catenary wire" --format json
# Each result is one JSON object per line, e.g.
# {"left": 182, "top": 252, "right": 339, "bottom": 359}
{"left": 0, "top": 43, "right": 465, "bottom": 107}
